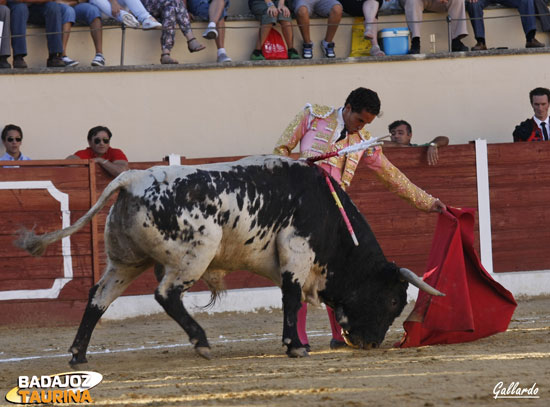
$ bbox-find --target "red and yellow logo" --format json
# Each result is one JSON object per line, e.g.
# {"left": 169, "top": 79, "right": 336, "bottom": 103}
{"left": 5, "top": 371, "right": 102, "bottom": 404}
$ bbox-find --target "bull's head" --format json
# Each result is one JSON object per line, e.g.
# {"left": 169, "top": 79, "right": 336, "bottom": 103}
{"left": 332, "top": 263, "right": 443, "bottom": 349}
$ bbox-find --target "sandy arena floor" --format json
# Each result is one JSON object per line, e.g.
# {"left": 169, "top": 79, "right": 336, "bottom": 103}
{"left": 1, "top": 296, "right": 548, "bottom": 407}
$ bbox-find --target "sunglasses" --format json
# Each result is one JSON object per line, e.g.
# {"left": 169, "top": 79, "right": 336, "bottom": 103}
{"left": 93, "top": 138, "right": 110, "bottom": 145}
{"left": 7, "top": 137, "right": 22, "bottom": 142}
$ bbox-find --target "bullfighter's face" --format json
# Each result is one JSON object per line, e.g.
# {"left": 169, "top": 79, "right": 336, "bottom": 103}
{"left": 343, "top": 104, "right": 376, "bottom": 134}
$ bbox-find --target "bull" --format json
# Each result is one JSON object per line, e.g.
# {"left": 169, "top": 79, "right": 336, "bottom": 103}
{"left": 15, "top": 155, "right": 442, "bottom": 364}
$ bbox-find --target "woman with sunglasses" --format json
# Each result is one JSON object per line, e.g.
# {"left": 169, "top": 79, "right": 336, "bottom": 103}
{"left": 1, "top": 124, "right": 31, "bottom": 161}
{"left": 67, "top": 126, "right": 129, "bottom": 177}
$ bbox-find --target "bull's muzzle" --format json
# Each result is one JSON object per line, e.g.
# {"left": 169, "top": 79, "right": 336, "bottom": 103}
{"left": 342, "top": 331, "right": 380, "bottom": 350}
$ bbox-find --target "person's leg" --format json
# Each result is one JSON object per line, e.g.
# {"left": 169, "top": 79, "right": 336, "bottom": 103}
{"left": 215, "top": 18, "right": 225, "bottom": 49}
{"left": 249, "top": 1, "right": 274, "bottom": 59}
{"left": 33, "top": 2, "right": 64, "bottom": 56}
{"left": 59, "top": 4, "right": 75, "bottom": 60}
{"left": 118, "top": 0, "right": 154, "bottom": 23}
{"left": 326, "top": 306, "right": 346, "bottom": 344}
{"left": 362, "top": 0, "right": 383, "bottom": 55}
{"left": 0, "top": 5, "right": 12, "bottom": 65}
{"left": 501, "top": 0, "right": 537, "bottom": 42}
{"left": 208, "top": 0, "right": 225, "bottom": 22}
{"left": 215, "top": 19, "right": 231, "bottom": 61}
{"left": 296, "top": 302, "right": 309, "bottom": 346}
{"left": 465, "top": 0, "right": 486, "bottom": 39}
{"left": 317, "top": 0, "right": 341, "bottom": 43}
{"left": 9, "top": 3, "right": 30, "bottom": 58}
{"left": 280, "top": 20, "right": 294, "bottom": 50}
{"left": 149, "top": 0, "right": 177, "bottom": 62}
{"left": 75, "top": 3, "right": 104, "bottom": 63}
{"left": 465, "top": 0, "right": 488, "bottom": 49}
{"left": 295, "top": 5, "right": 311, "bottom": 44}
{"left": 203, "top": 0, "right": 224, "bottom": 39}
{"left": 170, "top": 0, "right": 204, "bottom": 52}
{"left": 441, "top": 0, "right": 468, "bottom": 41}
{"left": 258, "top": 23, "right": 272, "bottom": 48}
{"left": 402, "top": 0, "right": 425, "bottom": 40}
{"left": 295, "top": 4, "right": 313, "bottom": 58}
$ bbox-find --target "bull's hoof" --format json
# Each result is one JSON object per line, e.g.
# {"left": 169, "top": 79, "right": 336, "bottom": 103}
{"left": 69, "top": 354, "right": 88, "bottom": 366}
{"left": 286, "top": 347, "right": 309, "bottom": 358}
{"left": 195, "top": 346, "right": 211, "bottom": 360}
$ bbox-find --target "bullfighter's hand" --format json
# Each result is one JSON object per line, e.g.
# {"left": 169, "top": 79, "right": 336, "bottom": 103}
{"left": 429, "top": 199, "right": 446, "bottom": 213}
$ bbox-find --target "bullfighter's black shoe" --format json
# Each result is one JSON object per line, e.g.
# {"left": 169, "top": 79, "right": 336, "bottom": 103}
{"left": 329, "top": 339, "right": 347, "bottom": 349}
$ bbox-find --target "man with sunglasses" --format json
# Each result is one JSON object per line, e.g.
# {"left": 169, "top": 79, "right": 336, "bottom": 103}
{"left": 1, "top": 124, "right": 31, "bottom": 161}
{"left": 67, "top": 125, "right": 129, "bottom": 177}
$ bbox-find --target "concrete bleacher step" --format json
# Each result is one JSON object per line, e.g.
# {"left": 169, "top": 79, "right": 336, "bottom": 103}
{"left": 3, "top": 6, "right": 547, "bottom": 69}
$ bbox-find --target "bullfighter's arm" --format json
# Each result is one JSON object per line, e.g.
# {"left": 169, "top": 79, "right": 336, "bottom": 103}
{"left": 363, "top": 148, "right": 439, "bottom": 212}
{"left": 273, "top": 109, "right": 308, "bottom": 156}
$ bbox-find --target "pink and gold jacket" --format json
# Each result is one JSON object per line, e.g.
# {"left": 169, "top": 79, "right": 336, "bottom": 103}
{"left": 273, "top": 104, "right": 436, "bottom": 212}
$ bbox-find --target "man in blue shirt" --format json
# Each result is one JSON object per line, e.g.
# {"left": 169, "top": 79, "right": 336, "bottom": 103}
{"left": 1, "top": 124, "right": 31, "bottom": 161}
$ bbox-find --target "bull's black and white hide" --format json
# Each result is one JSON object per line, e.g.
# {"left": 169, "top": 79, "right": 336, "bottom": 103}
{"left": 15, "top": 155, "right": 442, "bottom": 364}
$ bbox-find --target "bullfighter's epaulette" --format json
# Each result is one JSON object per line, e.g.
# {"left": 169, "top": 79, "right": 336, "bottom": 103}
{"left": 304, "top": 103, "right": 335, "bottom": 118}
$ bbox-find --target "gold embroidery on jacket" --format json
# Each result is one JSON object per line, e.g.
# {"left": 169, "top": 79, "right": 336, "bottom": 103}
{"left": 373, "top": 152, "right": 436, "bottom": 212}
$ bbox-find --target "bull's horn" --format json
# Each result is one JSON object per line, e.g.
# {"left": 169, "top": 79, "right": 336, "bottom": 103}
{"left": 399, "top": 268, "right": 445, "bottom": 297}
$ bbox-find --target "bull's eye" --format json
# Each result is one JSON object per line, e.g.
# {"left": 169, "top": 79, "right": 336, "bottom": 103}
{"left": 391, "top": 298, "right": 398, "bottom": 307}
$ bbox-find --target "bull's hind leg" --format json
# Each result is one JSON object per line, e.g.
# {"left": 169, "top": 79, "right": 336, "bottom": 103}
{"left": 154, "top": 245, "right": 219, "bottom": 360}
{"left": 69, "top": 261, "right": 150, "bottom": 365}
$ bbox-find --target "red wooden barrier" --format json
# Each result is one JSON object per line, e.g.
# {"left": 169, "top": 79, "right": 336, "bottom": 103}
{"left": 1, "top": 143, "right": 549, "bottom": 325}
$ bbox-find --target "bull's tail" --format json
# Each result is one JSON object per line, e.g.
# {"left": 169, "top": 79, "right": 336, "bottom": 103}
{"left": 15, "top": 170, "right": 141, "bottom": 257}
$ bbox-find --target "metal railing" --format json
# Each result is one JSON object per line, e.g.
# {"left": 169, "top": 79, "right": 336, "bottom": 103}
{"left": 0, "top": 11, "right": 548, "bottom": 67}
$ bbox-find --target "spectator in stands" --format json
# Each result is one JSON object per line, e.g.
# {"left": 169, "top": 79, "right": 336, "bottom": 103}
{"left": 8, "top": 0, "right": 66, "bottom": 68}
{"left": 58, "top": 1, "right": 106, "bottom": 67}
{"left": 142, "top": 0, "right": 205, "bottom": 64}
{"left": 273, "top": 88, "right": 446, "bottom": 351}
{"left": 513, "top": 87, "right": 550, "bottom": 142}
{"left": 248, "top": 0, "right": 300, "bottom": 60}
{"left": 0, "top": 1, "right": 11, "bottom": 68}
{"left": 89, "top": 0, "right": 162, "bottom": 29}
{"left": 67, "top": 125, "right": 129, "bottom": 177}
{"left": 294, "top": 0, "right": 342, "bottom": 59}
{"left": 187, "top": 0, "right": 231, "bottom": 63}
{"left": 1, "top": 124, "right": 30, "bottom": 161}
{"left": 340, "top": 0, "right": 385, "bottom": 57}
{"left": 400, "top": 0, "right": 468, "bottom": 53}
{"left": 465, "top": 0, "right": 545, "bottom": 50}
{"left": 383, "top": 120, "right": 449, "bottom": 165}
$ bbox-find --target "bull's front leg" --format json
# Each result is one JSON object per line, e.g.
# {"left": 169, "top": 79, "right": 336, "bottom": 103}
{"left": 281, "top": 271, "right": 308, "bottom": 357}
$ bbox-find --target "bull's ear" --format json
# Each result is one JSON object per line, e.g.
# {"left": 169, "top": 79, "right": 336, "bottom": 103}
{"left": 334, "top": 305, "right": 350, "bottom": 329}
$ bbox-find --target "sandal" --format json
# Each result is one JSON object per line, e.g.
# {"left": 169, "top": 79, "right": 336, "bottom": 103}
{"left": 187, "top": 38, "right": 205, "bottom": 53}
{"left": 161, "top": 53, "right": 179, "bottom": 64}
{"left": 369, "top": 45, "right": 386, "bottom": 57}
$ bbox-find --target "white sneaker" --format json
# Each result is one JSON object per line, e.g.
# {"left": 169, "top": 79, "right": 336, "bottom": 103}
{"left": 62, "top": 56, "right": 79, "bottom": 67}
{"left": 91, "top": 53, "right": 105, "bottom": 67}
{"left": 142, "top": 16, "right": 162, "bottom": 30}
{"left": 203, "top": 26, "right": 218, "bottom": 40}
{"left": 121, "top": 12, "right": 139, "bottom": 28}
{"left": 217, "top": 52, "right": 232, "bottom": 63}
